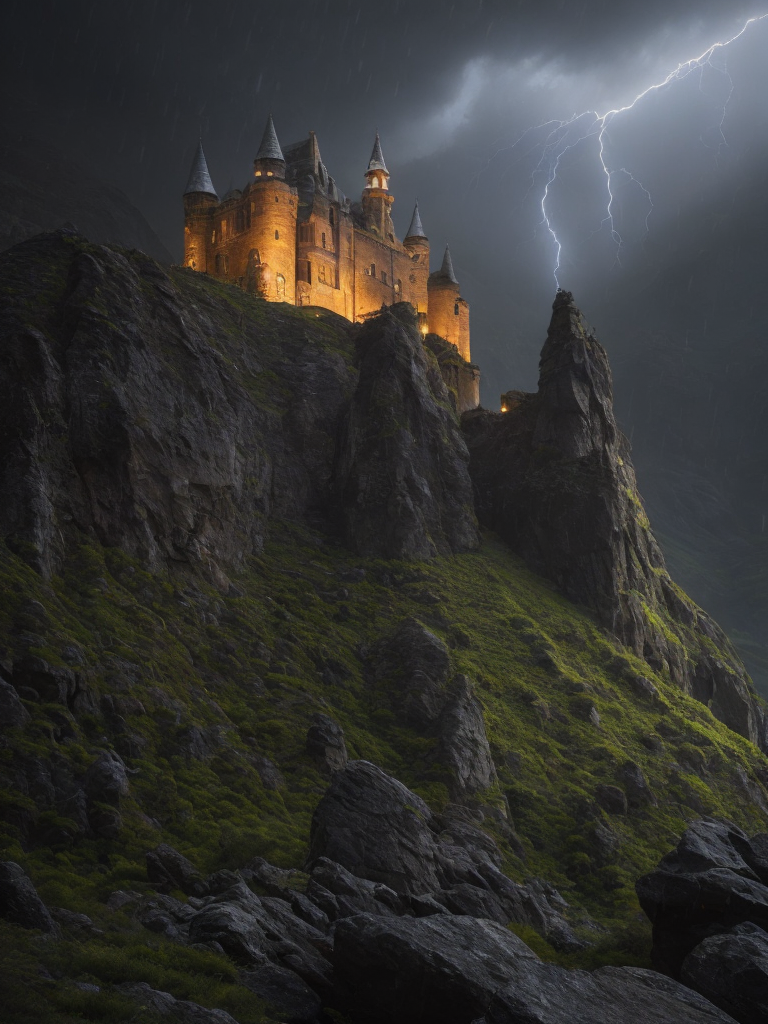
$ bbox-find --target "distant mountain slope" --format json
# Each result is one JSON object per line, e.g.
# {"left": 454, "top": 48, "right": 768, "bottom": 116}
{"left": 0, "top": 131, "right": 172, "bottom": 263}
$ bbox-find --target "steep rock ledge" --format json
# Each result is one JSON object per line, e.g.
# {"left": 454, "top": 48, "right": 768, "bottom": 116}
{"left": 463, "top": 290, "right": 767, "bottom": 750}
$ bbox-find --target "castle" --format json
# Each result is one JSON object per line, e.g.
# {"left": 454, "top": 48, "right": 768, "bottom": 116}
{"left": 183, "top": 116, "right": 479, "bottom": 410}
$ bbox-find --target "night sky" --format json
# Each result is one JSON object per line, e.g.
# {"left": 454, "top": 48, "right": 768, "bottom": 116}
{"left": 4, "top": 0, "right": 768, "bottom": 676}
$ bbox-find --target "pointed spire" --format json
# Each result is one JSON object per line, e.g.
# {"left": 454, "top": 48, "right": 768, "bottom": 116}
{"left": 367, "top": 132, "right": 388, "bottom": 174}
{"left": 256, "top": 115, "right": 284, "bottom": 162}
{"left": 184, "top": 141, "right": 217, "bottom": 197}
{"left": 405, "top": 201, "right": 426, "bottom": 239}
{"left": 440, "top": 245, "right": 458, "bottom": 284}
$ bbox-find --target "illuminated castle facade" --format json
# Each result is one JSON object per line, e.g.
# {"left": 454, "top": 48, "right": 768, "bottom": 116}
{"left": 183, "top": 118, "right": 476, "bottom": 396}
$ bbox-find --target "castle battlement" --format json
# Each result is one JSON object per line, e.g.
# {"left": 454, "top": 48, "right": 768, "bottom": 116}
{"left": 183, "top": 117, "right": 478, "bottom": 410}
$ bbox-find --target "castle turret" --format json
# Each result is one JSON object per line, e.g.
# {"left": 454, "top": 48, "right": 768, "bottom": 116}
{"left": 403, "top": 201, "right": 430, "bottom": 325}
{"left": 253, "top": 115, "right": 286, "bottom": 179}
{"left": 244, "top": 115, "right": 297, "bottom": 302}
{"left": 361, "top": 134, "right": 395, "bottom": 242}
{"left": 183, "top": 141, "right": 218, "bottom": 271}
{"left": 428, "top": 244, "right": 470, "bottom": 362}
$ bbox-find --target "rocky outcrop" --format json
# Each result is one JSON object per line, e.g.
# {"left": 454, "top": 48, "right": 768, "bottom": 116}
{"left": 369, "top": 618, "right": 497, "bottom": 797}
{"left": 463, "top": 290, "right": 768, "bottom": 750}
{"left": 306, "top": 759, "right": 579, "bottom": 948}
{"left": 637, "top": 818, "right": 768, "bottom": 982}
{"left": 146, "top": 843, "right": 208, "bottom": 897}
{"left": 116, "top": 981, "right": 239, "bottom": 1023}
{"left": 305, "top": 714, "right": 348, "bottom": 775}
{"left": 0, "top": 861, "right": 57, "bottom": 933}
{"left": 335, "top": 303, "right": 479, "bottom": 559}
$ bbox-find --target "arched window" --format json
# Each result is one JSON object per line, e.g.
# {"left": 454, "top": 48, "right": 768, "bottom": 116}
{"left": 275, "top": 230, "right": 279, "bottom": 240}
{"left": 454, "top": 302, "right": 459, "bottom": 315}
{"left": 394, "top": 279, "right": 401, "bottom": 295}
{"left": 381, "top": 271, "right": 387, "bottom": 285}
{"left": 329, "top": 208, "right": 335, "bottom": 226}
{"left": 370, "top": 263, "right": 376, "bottom": 277}
{"left": 215, "top": 253, "right": 223, "bottom": 275}
{"left": 275, "top": 195, "right": 279, "bottom": 203}
{"left": 321, "top": 232, "right": 326, "bottom": 248}
{"left": 276, "top": 273, "right": 285, "bottom": 300}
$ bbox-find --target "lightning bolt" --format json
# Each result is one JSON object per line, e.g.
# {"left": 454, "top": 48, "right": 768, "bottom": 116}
{"left": 512, "top": 14, "right": 768, "bottom": 286}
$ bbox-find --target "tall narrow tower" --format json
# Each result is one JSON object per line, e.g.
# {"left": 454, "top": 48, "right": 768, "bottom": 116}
{"left": 360, "top": 134, "right": 395, "bottom": 242}
{"left": 403, "top": 201, "right": 430, "bottom": 322}
{"left": 183, "top": 141, "right": 218, "bottom": 272}
{"left": 249, "top": 115, "right": 297, "bottom": 303}
{"left": 428, "top": 245, "right": 470, "bottom": 362}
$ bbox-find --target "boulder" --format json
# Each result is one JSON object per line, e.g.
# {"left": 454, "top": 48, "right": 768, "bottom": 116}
{"left": 370, "top": 617, "right": 452, "bottom": 729}
{"left": 306, "top": 760, "right": 443, "bottom": 895}
{"left": 146, "top": 843, "right": 208, "bottom": 897}
{"left": 332, "top": 912, "right": 538, "bottom": 1024}
{"left": 637, "top": 818, "right": 768, "bottom": 976}
{"left": 681, "top": 923, "right": 768, "bottom": 1024}
{"left": 436, "top": 675, "right": 498, "bottom": 796}
{"left": 484, "top": 962, "right": 739, "bottom": 1024}
{"left": 305, "top": 713, "right": 348, "bottom": 774}
{"left": 0, "top": 861, "right": 57, "bottom": 933}
{"left": 117, "top": 981, "right": 239, "bottom": 1023}
{"left": 240, "top": 963, "right": 322, "bottom": 1024}
{"left": 82, "top": 750, "right": 130, "bottom": 806}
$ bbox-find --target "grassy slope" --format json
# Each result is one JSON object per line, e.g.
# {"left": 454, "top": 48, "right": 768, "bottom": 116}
{"left": 1, "top": 261, "right": 768, "bottom": 1021}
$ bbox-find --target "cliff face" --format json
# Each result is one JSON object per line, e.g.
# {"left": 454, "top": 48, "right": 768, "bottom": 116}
{"left": 0, "top": 232, "right": 474, "bottom": 585}
{"left": 463, "top": 291, "right": 767, "bottom": 751}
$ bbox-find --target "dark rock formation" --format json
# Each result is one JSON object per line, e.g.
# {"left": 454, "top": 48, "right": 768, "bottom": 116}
{"left": 681, "top": 923, "right": 768, "bottom": 1024}
{"left": 306, "top": 760, "right": 580, "bottom": 948}
{"left": 463, "top": 290, "right": 768, "bottom": 750}
{"left": 637, "top": 818, "right": 768, "bottom": 979}
{"left": 305, "top": 713, "right": 348, "bottom": 774}
{"left": 484, "top": 963, "right": 739, "bottom": 1024}
{"left": 116, "top": 981, "right": 239, "bottom": 1023}
{"left": 0, "top": 861, "right": 57, "bottom": 933}
{"left": 333, "top": 913, "right": 538, "bottom": 1024}
{"left": 369, "top": 619, "right": 497, "bottom": 797}
{"left": 333, "top": 913, "right": 735, "bottom": 1024}
{"left": 146, "top": 844, "right": 208, "bottom": 897}
{"left": 306, "top": 760, "right": 443, "bottom": 895}
{"left": 335, "top": 303, "right": 479, "bottom": 559}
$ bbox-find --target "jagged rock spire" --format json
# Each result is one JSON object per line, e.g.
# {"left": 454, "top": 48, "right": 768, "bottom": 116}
{"left": 439, "top": 245, "right": 458, "bottom": 283}
{"left": 184, "top": 141, "right": 217, "bottom": 197}
{"left": 405, "top": 202, "right": 426, "bottom": 239}
{"left": 256, "top": 115, "right": 284, "bottom": 162}
{"left": 367, "top": 133, "right": 388, "bottom": 174}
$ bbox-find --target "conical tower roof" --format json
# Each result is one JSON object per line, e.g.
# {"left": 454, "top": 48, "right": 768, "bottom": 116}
{"left": 184, "top": 141, "right": 217, "bottom": 197}
{"left": 439, "top": 245, "right": 458, "bottom": 284}
{"left": 405, "top": 201, "right": 426, "bottom": 239}
{"left": 367, "top": 133, "right": 388, "bottom": 174}
{"left": 256, "top": 115, "right": 284, "bottom": 162}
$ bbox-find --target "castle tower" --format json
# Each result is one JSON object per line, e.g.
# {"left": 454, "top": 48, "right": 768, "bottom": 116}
{"left": 428, "top": 245, "right": 470, "bottom": 362}
{"left": 403, "top": 201, "right": 430, "bottom": 325}
{"left": 360, "top": 134, "right": 395, "bottom": 242}
{"left": 247, "top": 115, "right": 297, "bottom": 302}
{"left": 183, "top": 141, "right": 218, "bottom": 272}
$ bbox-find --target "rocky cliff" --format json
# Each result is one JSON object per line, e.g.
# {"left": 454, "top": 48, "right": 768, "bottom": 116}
{"left": 464, "top": 290, "right": 767, "bottom": 752}
{"left": 1, "top": 235, "right": 768, "bottom": 1023}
